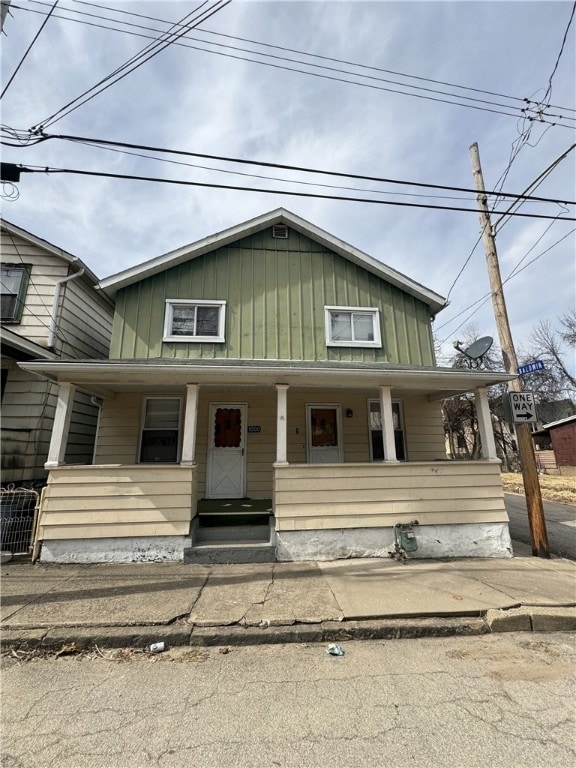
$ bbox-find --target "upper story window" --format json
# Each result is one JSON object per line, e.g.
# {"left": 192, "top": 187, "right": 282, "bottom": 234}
{"left": 324, "top": 306, "right": 382, "bottom": 348}
{"left": 163, "top": 299, "right": 226, "bottom": 343}
{"left": 1, "top": 264, "right": 31, "bottom": 323}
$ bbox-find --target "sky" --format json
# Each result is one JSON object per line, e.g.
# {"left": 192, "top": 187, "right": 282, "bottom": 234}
{"left": 1, "top": 0, "right": 575, "bottom": 367}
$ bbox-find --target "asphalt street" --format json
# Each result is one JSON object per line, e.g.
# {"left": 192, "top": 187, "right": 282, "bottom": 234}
{"left": 505, "top": 494, "right": 576, "bottom": 560}
{"left": 1, "top": 633, "right": 574, "bottom": 768}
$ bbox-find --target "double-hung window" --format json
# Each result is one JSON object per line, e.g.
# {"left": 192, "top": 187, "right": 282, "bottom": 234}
{"left": 325, "top": 306, "right": 382, "bottom": 348}
{"left": 163, "top": 300, "right": 226, "bottom": 342}
{"left": 1, "top": 264, "right": 31, "bottom": 323}
{"left": 369, "top": 400, "right": 406, "bottom": 461}
{"left": 139, "top": 398, "right": 181, "bottom": 463}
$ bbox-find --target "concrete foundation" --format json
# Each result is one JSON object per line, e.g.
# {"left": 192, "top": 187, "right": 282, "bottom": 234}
{"left": 40, "top": 523, "right": 513, "bottom": 563}
{"left": 276, "top": 523, "right": 513, "bottom": 561}
{"left": 40, "top": 536, "right": 186, "bottom": 563}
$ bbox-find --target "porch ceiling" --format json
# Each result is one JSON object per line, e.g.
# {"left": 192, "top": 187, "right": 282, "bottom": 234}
{"left": 19, "top": 359, "right": 516, "bottom": 400}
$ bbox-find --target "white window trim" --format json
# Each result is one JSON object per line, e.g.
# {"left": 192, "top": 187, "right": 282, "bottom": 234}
{"left": 324, "top": 305, "right": 382, "bottom": 348}
{"left": 163, "top": 299, "right": 226, "bottom": 343}
{"left": 138, "top": 396, "right": 183, "bottom": 464}
{"left": 367, "top": 398, "right": 406, "bottom": 461}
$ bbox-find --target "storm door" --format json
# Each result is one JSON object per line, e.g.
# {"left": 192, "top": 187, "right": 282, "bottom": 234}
{"left": 206, "top": 404, "right": 246, "bottom": 498}
{"left": 307, "top": 405, "right": 343, "bottom": 463}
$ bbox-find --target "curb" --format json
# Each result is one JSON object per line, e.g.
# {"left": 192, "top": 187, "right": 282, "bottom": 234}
{"left": 2, "top": 609, "right": 574, "bottom": 652}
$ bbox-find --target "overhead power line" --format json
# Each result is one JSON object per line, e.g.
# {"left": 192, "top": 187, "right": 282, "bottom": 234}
{"left": 443, "top": 143, "right": 576, "bottom": 299}
{"left": 35, "top": 0, "right": 576, "bottom": 116}
{"left": 0, "top": 0, "right": 59, "bottom": 101}
{"left": 10, "top": 1, "right": 575, "bottom": 128}
{"left": 12, "top": 164, "right": 576, "bottom": 221}
{"left": 436, "top": 227, "right": 576, "bottom": 337}
{"left": 543, "top": 1, "right": 576, "bottom": 104}
{"left": 30, "top": 0, "right": 232, "bottom": 129}
{"left": 4, "top": 130, "right": 576, "bottom": 207}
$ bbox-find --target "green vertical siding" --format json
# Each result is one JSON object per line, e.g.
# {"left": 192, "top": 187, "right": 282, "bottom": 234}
{"left": 110, "top": 227, "right": 435, "bottom": 365}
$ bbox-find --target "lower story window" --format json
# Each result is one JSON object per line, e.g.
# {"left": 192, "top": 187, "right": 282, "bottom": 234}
{"left": 139, "top": 397, "right": 181, "bottom": 463}
{"left": 369, "top": 400, "right": 406, "bottom": 461}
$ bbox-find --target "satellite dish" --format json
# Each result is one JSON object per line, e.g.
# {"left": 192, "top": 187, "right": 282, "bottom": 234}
{"left": 453, "top": 336, "right": 493, "bottom": 368}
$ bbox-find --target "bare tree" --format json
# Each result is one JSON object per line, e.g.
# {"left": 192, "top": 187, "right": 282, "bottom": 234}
{"left": 519, "top": 311, "right": 576, "bottom": 422}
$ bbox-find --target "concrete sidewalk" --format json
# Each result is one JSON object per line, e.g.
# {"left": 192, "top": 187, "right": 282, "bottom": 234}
{"left": 1, "top": 549, "right": 575, "bottom": 650}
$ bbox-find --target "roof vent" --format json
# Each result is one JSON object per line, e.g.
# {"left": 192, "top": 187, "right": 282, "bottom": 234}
{"left": 272, "top": 224, "right": 288, "bottom": 239}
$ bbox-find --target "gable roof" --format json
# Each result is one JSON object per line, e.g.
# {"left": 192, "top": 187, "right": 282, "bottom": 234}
{"left": 97, "top": 208, "right": 447, "bottom": 315}
{"left": 1, "top": 218, "right": 101, "bottom": 287}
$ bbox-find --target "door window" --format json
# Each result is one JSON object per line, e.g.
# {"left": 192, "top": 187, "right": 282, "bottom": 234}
{"left": 214, "top": 407, "right": 242, "bottom": 448}
{"left": 311, "top": 408, "right": 338, "bottom": 447}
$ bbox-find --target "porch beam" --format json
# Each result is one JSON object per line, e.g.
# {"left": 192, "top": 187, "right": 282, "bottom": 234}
{"left": 379, "top": 385, "right": 398, "bottom": 462}
{"left": 45, "top": 382, "right": 76, "bottom": 468}
{"left": 181, "top": 383, "right": 199, "bottom": 465}
{"left": 275, "top": 384, "right": 289, "bottom": 465}
{"left": 475, "top": 386, "right": 499, "bottom": 461}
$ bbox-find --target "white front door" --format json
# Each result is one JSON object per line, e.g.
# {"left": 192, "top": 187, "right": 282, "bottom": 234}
{"left": 206, "top": 404, "right": 246, "bottom": 498}
{"left": 307, "top": 405, "right": 343, "bottom": 463}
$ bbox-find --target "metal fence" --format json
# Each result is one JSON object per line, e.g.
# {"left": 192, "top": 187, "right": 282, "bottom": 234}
{"left": 0, "top": 486, "right": 40, "bottom": 555}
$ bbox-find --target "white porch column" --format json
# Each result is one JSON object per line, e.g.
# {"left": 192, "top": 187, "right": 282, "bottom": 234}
{"left": 379, "top": 385, "right": 398, "bottom": 462}
{"left": 181, "top": 383, "right": 200, "bottom": 465}
{"left": 45, "top": 382, "right": 76, "bottom": 468}
{"left": 475, "top": 386, "right": 499, "bottom": 460}
{"left": 275, "top": 384, "right": 289, "bottom": 465}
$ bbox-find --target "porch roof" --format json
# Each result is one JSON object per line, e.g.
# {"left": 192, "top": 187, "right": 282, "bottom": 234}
{"left": 19, "top": 358, "right": 516, "bottom": 400}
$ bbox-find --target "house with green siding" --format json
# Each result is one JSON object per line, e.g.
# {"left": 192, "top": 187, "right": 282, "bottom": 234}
{"left": 21, "top": 209, "right": 515, "bottom": 563}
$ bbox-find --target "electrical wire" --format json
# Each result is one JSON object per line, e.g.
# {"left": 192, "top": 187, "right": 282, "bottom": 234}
{"left": 59, "top": 0, "right": 576, "bottom": 115}
{"left": 0, "top": 0, "right": 59, "bottom": 101}
{"left": 5, "top": 129, "right": 575, "bottom": 207}
{"left": 31, "top": 0, "right": 232, "bottom": 130}
{"left": 10, "top": 1, "right": 575, "bottom": 128}
{"left": 543, "top": 1, "right": 576, "bottom": 104}
{"left": 13, "top": 164, "right": 576, "bottom": 221}
{"left": 443, "top": 143, "right": 576, "bottom": 300}
{"left": 445, "top": 234, "right": 484, "bottom": 303}
{"left": 436, "top": 227, "right": 576, "bottom": 338}
{"left": 494, "top": 144, "right": 576, "bottom": 232}
{"left": 70, "top": 139, "right": 487, "bottom": 203}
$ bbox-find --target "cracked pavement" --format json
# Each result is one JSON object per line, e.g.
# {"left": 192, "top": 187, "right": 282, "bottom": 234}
{"left": 1, "top": 633, "right": 574, "bottom": 768}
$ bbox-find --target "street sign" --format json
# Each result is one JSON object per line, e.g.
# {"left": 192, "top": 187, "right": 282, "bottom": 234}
{"left": 517, "top": 360, "right": 545, "bottom": 376}
{"left": 509, "top": 391, "right": 537, "bottom": 423}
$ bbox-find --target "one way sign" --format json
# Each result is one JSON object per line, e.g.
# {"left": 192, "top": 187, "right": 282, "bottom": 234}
{"left": 509, "top": 391, "right": 537, "bottom": 423}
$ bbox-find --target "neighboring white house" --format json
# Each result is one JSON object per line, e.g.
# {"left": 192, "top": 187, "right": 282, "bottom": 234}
{"left": 1, "top": 219, "right": 114, "bottom": 486}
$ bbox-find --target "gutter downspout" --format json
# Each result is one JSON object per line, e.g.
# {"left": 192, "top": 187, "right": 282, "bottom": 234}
{"left": 48, "top": 266, "right": 85, "bottom": 351}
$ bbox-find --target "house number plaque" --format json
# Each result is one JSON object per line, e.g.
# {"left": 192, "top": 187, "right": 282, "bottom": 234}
{"left": 248, "top": 426, "right": 261, "bottom": 433}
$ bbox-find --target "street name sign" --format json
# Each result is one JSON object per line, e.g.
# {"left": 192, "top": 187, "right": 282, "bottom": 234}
{"left": 517, "top": 360, "right": 545, "bottom": 375}
{"left": 509, "top": 391, "right": 537, "bottom": 423}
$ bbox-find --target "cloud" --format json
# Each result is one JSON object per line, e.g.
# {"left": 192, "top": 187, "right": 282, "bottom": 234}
{"left": 1, "top": 0, "right": 573, "bottom": 362}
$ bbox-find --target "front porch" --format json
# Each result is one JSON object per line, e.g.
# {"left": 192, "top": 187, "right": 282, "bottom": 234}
{"left": 23, "top": 359, "right": 515, "bottom": 563}
{"left": 36, "top": 457, "right": 511, "bottom": 563}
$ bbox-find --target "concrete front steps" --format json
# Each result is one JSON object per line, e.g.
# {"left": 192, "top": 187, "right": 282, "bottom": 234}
{"left": 185, "top": 507, "right": 276, "bottom": 563}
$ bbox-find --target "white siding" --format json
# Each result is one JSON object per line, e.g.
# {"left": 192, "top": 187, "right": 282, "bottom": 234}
{"left": 1, "top": 226, "right": 113, "bottom": 484}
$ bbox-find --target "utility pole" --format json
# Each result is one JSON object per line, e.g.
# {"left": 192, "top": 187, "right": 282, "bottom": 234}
{"left": 469, "top": 142, "right": 549, "bottom": 558}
